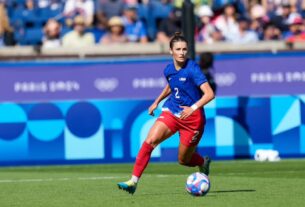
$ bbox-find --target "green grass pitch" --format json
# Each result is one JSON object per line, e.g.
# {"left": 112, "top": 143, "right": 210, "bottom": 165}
{"left": 0, "top": 159, "right": 305, "bottom": 207}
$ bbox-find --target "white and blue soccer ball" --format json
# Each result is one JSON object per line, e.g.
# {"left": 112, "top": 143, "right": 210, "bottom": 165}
{"left": 185, "top": 172, "right": 210, "bottom": 196}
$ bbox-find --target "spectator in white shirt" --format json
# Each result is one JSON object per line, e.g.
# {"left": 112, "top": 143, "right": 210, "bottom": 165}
{"left": 42, "top": 19, "right": 61, "bottom": 49}
{"left": 62, "top": 15, "right": 95, "bottom": 47}
{"left": 213, "top": 3, "right": 239, "bottom": 40}
{"left": 63, "top": 0, "right": 94, "bottom": 26}
{"left": 196, "top": 5, "right": 224, "bottom": 44}
{"left": 227, "top": 16, "right": 259, "bottom": 44}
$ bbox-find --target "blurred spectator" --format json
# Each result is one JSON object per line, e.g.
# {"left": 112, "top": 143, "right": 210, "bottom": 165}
{"left": 227, "top": 16, "right": 259, "bottom": 43}
{"left": 135, "top": 0, "right": 174, "bottom": 41}
{"left": 95, "top": 0, "right": 124, "bottom": 39}
{"left": 26, "top": 0, "right": 35, "bottom": 10}
{"left": 122, "top": 4, "right": 148, "bottom": 43}
{"left": 100, "top": 16, "right": 127, "bottom": 44}
{"left": 192, "top": 0, "right": 213, "bottom": 13}
{"left": 0, "top": 3, "right": 15, "bottom": 47}
{"left": 284, "top": 13, "right": 305, "bottom": 42}
{"left": 212, "top": 0, "right": 247, "bottom": 15}
{"left": 302, "top": 1, "right": 305, "bottom": 17}
{"left": 38, "top": 0, "right": 50, "bottom": 9}
{"left": 262, "top": 0, "right": 301, "bottom": 16}
{"left": 156, "top": 7, "right": 182, "bottom": 43}
{"left": 152, "top": 0, "right": 173, "bottom": 20}
{"left": 289, "top": 0, "right": 303, "bottom": 13}
{"left": 62, "top": 15, "right": 95, "bottom": 47}
{"left": 250, "top": 4, "right": 268, "bottom": 22}
{"left": 213, "top": 2, "right": 239, "bottom": 40}
{"left": 63, "top": 0, "right": 94, "bottom": 26}
{"left": 196, "top": 5, "right": 224, "bottom": 43}
{"left": 89, "top": 15, "right": 107, "bottom": 43}
{"left": 96, "top": 0, "right": 124, "bottom": 19}
{"left": 262, "top": 0, "right": 282, "bottom": 16}
{"left": 125, "top": 0, "right": 138, "bottom": 4}
{"left": 198, "top": 52, "right": 217, "bottom": 93}
{"left": 262, "top": 23, "right": 282, "bottom": 40}
{"left": 250, "top": 4, "right": 270, "bottom": 39}
{"left": 42, "top": 19, "right": 61, "bottom": 49}
{"left": 38, "top": 0, "right": 62, "bottom": 10}
{"left": 270, "top": 3, "right": 295, "bottom": 32}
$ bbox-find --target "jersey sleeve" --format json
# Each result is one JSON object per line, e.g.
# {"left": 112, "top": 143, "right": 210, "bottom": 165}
{"left": 191, "top": 63, "right": 207, "bottom": 86}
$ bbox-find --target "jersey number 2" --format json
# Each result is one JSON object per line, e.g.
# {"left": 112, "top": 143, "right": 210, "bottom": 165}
{"left": 174, "top": 87, "right": 180, "bottom": 99}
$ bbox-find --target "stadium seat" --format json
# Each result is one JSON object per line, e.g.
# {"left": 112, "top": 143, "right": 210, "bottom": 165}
{"left": 39, "top": 7, "right": 62, "bottom": 19}
{"left": 13, "top": 27, "right": 25, "bottom": 43}
{"left": 14, "top": 0, "right": 26, "bottom": 4}
{"left": 23, "top": 9, "right": 41, "bottom": 28}
{"left": 21, "top": 28, "right": 43, "bottom": 45}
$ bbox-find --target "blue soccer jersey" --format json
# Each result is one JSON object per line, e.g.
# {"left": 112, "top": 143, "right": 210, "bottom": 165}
{"left": 162, "top": 59, "right": 207, "bottom": 116}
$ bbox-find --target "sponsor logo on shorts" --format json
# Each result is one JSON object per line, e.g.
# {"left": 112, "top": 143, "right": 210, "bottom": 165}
{"left": 159, "top": 116, "right": 164, "bottom": 119}
{"left": 179, "top": 77, "right": 186, "bottom": 81}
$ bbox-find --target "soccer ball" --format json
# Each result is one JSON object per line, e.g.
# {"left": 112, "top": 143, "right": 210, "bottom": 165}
{"left": 185, "top": 172, "right": 210, "bottom": 196}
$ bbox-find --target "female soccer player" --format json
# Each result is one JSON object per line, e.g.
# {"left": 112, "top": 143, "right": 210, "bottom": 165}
{"left": 117, "top": 32, "right": 215, "bottom": 194}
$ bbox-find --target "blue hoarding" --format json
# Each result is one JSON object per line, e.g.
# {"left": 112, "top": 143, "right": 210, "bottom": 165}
{"left": 1, "top": 52, "right": 305, "bottom": 165}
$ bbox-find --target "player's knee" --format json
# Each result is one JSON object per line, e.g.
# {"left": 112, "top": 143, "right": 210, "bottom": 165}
{"left": 145, "top": 139, "right": 158, "bottom": 148}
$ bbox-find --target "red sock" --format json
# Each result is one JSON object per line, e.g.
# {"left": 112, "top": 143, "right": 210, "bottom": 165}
{"left": 132, "top": 142, "right": 154, "bottom": 178}
{"left": 187, "top": 152, "right": 204, "bottom": 167}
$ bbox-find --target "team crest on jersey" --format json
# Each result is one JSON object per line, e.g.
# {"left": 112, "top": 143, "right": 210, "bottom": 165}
{"left": 179, "top": 77, "right": 186, "bottom": 81}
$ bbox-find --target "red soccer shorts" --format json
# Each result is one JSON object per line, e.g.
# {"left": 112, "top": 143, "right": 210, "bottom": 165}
{"left": 157, "top": 109, "right": 205, "bottom": 147}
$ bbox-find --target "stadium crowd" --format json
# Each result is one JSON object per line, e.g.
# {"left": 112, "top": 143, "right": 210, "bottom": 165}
{"left": 0, "top": 0, "right": 305, "bottom": 49}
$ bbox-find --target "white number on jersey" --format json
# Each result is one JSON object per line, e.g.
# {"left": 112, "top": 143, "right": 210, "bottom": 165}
{"left": 174, "top": 87, "right": 180, "bottom": 99}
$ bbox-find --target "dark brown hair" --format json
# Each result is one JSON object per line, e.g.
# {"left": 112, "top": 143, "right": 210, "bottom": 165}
{"left": 169, "top": 32, "right": 188, "bottom": 49}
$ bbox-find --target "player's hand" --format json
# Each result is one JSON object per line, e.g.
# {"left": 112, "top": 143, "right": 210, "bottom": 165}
{"left": 179, "top": 106, "right": 195, "bottom": 120}
{"left": 148, "top": 102, "right": 158, "bottom": 116}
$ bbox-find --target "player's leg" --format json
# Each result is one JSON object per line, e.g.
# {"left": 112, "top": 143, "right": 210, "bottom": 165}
{"left": 132, "top": 120, "right": 174, "bottom": 179}
{"left": 178, "top": 143, "right": 201, "bottom": 167}
{"left": 118, "top": 118, "right": 175, "bottom": 194}
{"left": 177, "top": 143, "right": 211, "bottom": 175}
{"left": 179, "top": 132, "right": 211, "bottom": 175}
{"left": 177, "top": 110, "right": 211, "bottom": 175}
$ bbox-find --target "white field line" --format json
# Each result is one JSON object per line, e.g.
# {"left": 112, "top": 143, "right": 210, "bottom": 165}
{"left": 0, "top": 170, "right": 301, "bottom": 184}
{"left": 0, "top": 174, "right": 190, "bottom": 184}
{"left": 0, "top": 174, "right": 186, "bottom": 184}
{"left": 0, "top": 176, "right": 128, "bottom": 184}
{"left": 0, "top": 175, "right": 185, "bottom": 184}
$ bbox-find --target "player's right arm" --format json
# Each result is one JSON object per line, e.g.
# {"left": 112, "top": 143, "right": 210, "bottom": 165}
{"left": 148, "top": 84, "right": 171, "bottom": 116}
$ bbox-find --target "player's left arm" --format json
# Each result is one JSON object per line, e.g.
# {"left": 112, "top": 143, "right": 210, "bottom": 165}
{"left": 195, "top": 82, "right": 215, "bottom": 108}
{"left": 180, "top": 82, "right": 215, "bottom": 119}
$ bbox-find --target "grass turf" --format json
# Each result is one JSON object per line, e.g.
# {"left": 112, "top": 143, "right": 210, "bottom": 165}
{"left": 0, "top": 159, "right": 305, "bottom": 207}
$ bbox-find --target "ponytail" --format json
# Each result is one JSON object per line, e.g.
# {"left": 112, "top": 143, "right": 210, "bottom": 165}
{"left": 169, "top": 32, "right": 188, "bottom": 49}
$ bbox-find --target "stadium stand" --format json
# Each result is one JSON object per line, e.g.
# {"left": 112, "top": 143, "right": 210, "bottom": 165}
{"left": 0, "top": 0, "right": 305, "bottom": 49}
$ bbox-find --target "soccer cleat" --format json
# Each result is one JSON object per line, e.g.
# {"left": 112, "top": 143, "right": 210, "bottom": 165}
{"left": 117, "top": 180, "right": 137, "bottom": 194}
{"left": 199, "top": 156, "right": 211, "bottom": 176}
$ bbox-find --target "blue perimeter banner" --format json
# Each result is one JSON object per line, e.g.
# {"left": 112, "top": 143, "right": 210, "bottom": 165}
{"left": 0, "top": 52, "right": 305, "bottom": 103}
{"left": 0, "top": 52, "right": 305, "bottom": 165}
